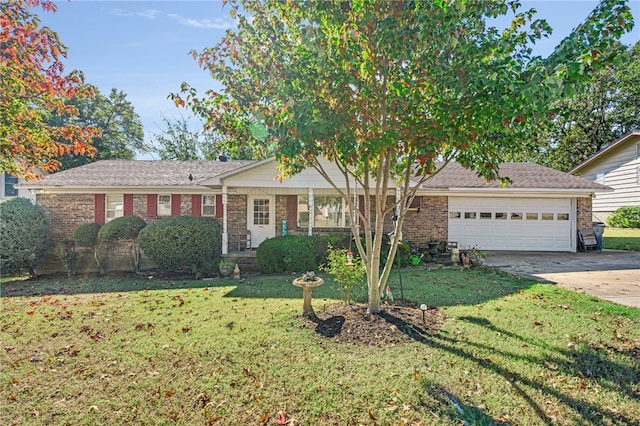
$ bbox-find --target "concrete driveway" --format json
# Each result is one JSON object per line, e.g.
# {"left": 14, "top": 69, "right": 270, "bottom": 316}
{"left": 484, "top": 250, "right": 640, "bottom": 308}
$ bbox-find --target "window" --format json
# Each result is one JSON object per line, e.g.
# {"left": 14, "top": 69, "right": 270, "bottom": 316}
{"left": 202, "top": 195, "right": 215, "bottom": 216}
{"left": 253, "top": 198, "right": 270, "bottom": 225}
{"left": 297, "top": 196, "right": 310, "bottom": 227}
{"left": 595, "top": 172, "right": 605, "bottom": 184}
{"left": 3, "top": 173, "right": 18, "bottom": 197}
{"left": 557, "top": 213, "right": 570, "bottom": 221}
{"left": 449, "top": 212, "right": 461, "bottom": 219}
{"left": 526, "top": 213, "right": 538, "bottom": 220}
{"left": 511, "top": 213, "right": 523, "bottom": 220}
{"left": 480, "top": 212, "right": 492, "bottom": 219}
{"left": 541, "top": 213, "right": 554, "bottom": 220}
{"left": 495, "top": 212, "right": 507, "bottom": 220}
{"left": 637, "top": 167, "right": 640, "bottom": 184}
{"left": 298, "top": 195, "right": 354, "bottom": 228}
{"left": 464, "top": 212, "right": 476, "bottom": 219}
{"left": 158, "top": 195, "right": 171, "bottom": 216}
{"left": 105, "top": 195, "right": 124, "bottom": 221}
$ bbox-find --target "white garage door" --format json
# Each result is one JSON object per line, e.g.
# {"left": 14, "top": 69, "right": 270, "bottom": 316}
{"left": 448, "top": 197, "right": 573, "bottom": 251}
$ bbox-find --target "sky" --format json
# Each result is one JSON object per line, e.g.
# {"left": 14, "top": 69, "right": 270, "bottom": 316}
{"left": 37, "top": 0, "right": 640, "bottom": 159}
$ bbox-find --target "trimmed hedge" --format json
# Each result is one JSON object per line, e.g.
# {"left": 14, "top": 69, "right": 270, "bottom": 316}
{"left": 97, "top": 216, "right": 147, "bottom": 242}
{"left": 74, "top": 223, "right": 101, "bottom": 247}
{"left": 607, "top": 206, "right": 640, "bottom": 229}
{"left": 137, "top": 216, "right": 222, "bottom": 278}
{"left": 256, "top": 234, "right": 350, "bottom": 274}
{"left": 0, "top": 197, "right": 50, "bottom": 275}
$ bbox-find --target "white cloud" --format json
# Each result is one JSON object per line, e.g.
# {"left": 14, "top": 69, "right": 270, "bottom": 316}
{"left": 109, "top": 8, "right": 232, "bottom": 30}
{"left": 166, "top": 13, "right": 232, "bottom": 29}
{"left": 110, "top": 8, "right": 162, "bottom": 20}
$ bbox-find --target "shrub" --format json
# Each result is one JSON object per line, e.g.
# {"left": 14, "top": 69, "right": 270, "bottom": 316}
{"left": 256, "top": 234, "right": 351, "bottom": 274}
{"left": 0, "top": 197, "right": 50, "bottom": 276}
{"left": 320, "top": 244, "right": 365, "bottom": 304}
{"left": 97, "top": 216, "right": 147, "bottom": 242}
{"left": 607, "top": 206, "right": 640, "bottom": 229}
{"left": 95, "top": 216, "right": 147, "bottom": 273}
{"left": 256, "top": 235, "right": 316, "bottom": 274}
{"left": 74, "top": 223, "right": 101, "bottom": 247}
{"left": 55, "top": 239, "right": 75, "bottom": 277}
{"left": 137, "top": 216, "right": 222, "bottom": 278}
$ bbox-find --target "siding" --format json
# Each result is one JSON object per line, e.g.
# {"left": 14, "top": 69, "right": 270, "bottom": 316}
{"left": 574, "top": 138, "right": 640, "bottom": 213}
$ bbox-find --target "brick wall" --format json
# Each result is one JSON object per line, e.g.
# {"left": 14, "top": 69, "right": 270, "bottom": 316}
{"left": 37, "top": 193, "right": 95, "bottom": 241}
{"left": 577, "top": 197, "right": 593, "bottom": 230}
{"left": 180, "top": 194, "right": 191, "bottom": 216}
{"left": 402, "top": 196, "right": 448, "bottom": 247}
{"left": 276, "top": 195, "right": 288, "bottom": 236}
{"left": 133, "top": 194, "right": 148, "bottom": 219}
{"left": 227, "top": 194, "right": 248, "bottom": 249}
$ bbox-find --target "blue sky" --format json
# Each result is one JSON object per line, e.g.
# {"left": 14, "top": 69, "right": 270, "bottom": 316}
{"left": 38, "top": 1, "right": 639, "bottom": 158}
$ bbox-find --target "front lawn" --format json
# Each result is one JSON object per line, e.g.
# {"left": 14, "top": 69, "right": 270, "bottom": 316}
{"left": 603, "top": 227, "right": 640, "bottom": 251}
{"left": 1, "top": 268, "right": 639, "bottom": 425}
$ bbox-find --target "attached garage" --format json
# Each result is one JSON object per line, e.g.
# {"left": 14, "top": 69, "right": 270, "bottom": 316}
{"left": 448, "top": 197, "right": 574, "bottom": 251}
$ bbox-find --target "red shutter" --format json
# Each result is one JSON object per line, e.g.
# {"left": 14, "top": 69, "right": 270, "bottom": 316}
{"left": 215, "top": 194, "right": 223, "bottom": 218}
{"left": 94, "top": 194, "right": 105, "bottom": 225}
{"left": 171, "top": 194, "right": 181, "bottom": 216}
{"left": 123, "top": 194, "right": 133, "bottom": 216}
{"left": 287, "top": 195, "right": 297, "bottom": 229}
{"left": 191, "top": 195, "right": 201, "bottom": 216}
{"left": 147, "top": 194, "right": 157, "bottom": 217}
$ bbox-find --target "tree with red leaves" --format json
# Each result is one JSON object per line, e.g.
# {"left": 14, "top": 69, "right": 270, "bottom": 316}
{"left": 0, "top": 0, "right": 99, "bottom": 180}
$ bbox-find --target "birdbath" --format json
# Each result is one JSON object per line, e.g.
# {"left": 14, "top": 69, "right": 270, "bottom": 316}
{"left": 292, "top": 275, "right": 324, "bottom": 319}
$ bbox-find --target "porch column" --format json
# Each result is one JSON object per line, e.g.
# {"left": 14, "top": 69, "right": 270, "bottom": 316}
{"left": 308, "top": 188, "right": 314, "bottom": 236}
{"left": 222, "top": 186, "right": 228, "bottom": 254}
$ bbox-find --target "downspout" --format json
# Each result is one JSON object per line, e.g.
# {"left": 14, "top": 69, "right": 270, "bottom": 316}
{"left": 571, "top": 197, "right": 577, "bottom": 253}
{"left": 222, "top": 186, "right": 228, "bottom": 254}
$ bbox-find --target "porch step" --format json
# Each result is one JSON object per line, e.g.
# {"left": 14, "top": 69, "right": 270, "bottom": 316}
{"left": 223, "top": 251, "right": 258, "bottom": 273}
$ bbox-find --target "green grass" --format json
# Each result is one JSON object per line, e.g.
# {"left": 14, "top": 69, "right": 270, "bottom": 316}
{"left": 603, "top": 227, "right": 640, "bottom": 251}
{"left": 1, "top": 268, "right": 639, "bottom": 425}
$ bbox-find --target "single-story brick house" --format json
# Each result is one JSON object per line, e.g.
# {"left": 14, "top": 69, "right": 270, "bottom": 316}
{"left": 18, "top": 157, "right": 608, "bottom": 256}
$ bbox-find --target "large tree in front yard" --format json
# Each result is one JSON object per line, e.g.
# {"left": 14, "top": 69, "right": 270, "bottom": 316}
{"left": 174, "top": 0, "right": 633, "bottom": 313}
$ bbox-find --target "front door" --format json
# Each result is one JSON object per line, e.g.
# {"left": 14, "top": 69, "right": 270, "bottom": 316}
{"left": 247, "top": 195, "right": 275, "bottom": 248}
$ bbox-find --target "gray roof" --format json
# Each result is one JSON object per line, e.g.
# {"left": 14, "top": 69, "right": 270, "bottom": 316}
{"left": 20, "top": 158, "right": 607, "bottom": 192}
{"left": 421, "top": 162, "right": 610, "bottom": 191}
{"left": 20, "top": 160, "right": 254, "bottom": 189}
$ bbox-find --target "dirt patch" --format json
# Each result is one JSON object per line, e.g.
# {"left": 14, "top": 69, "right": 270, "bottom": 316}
{"left": 299, "top": 302, "right": 446, "bottom": 345}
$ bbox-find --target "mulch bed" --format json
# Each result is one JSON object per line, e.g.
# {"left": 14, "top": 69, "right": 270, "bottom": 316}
{"left": 299, "top": 301, "right": 446, "bottom": 346}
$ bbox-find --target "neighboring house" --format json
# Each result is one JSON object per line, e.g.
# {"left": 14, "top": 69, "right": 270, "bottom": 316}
{"left": 570, "top": 131, "right": 640, "bottom": 223}
{"left": 0, "top": 173, "right": 35, "bottom": 201}
{"left": 18, "top": 157, "right": 607, "bottom": 255}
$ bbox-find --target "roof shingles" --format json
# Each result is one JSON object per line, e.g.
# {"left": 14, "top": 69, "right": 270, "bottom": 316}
{"left": 421, "top": 162, "right": 609, "bottom": 190}
{"left": 23, "top": 160, "right": 253, "bottom": 188}
{"left": 21, "top": 159, "right": 608, "bottom": 192}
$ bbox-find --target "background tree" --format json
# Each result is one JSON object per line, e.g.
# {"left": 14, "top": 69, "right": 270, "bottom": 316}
{"left": 527, "top": 41, "right": 640, "bottom": 171}
{"left": 174, "top": 0, "right": 633, "bottom": 313}
{"left": 151, "top": 113, "right": 271, "bottom": 160}
{"left": 52, "top": 88, "right": 145, "bottom": 170}
{"left": 0, "top": 0, "right": 99, "bottom": 179}
{"left": 149, "top": 114, "right": 255, "bottom": 160}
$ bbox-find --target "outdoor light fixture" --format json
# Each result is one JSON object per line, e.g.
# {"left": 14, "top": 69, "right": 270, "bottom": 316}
{"left": 346, "top": 251, "right": 354, "bottom": 266}
{"left": 420, "top": 304, "right": 428, "bottom": 323}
